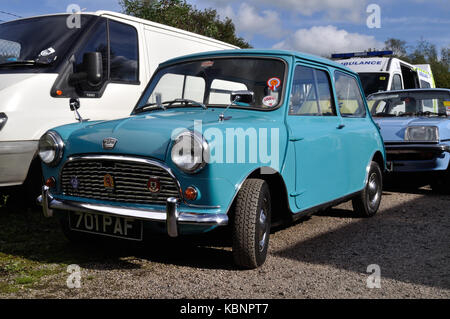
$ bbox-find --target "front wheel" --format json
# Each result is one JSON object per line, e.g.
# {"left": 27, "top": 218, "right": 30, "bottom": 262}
{"left": 232, "top": 179, "right": 271, "bottom": 269}
{"left": 352, "top": 161, "right": 383, "bottom": 217}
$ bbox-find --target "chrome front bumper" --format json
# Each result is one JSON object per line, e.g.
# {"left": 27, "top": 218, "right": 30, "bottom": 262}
{"left": 37, "top": 186, "right": 228, "bottom": 238}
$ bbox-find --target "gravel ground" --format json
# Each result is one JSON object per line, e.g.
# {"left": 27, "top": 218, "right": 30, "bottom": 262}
{"left": 1, "top": 186, "right": 449, "bottom": 299}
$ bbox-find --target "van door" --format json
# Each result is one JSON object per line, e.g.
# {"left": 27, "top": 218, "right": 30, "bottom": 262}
{"left": 286, "top": 64, "right": 348, "bottom": 211}
{"left": 54, "top": 18, "right": 145, "bottom": 121}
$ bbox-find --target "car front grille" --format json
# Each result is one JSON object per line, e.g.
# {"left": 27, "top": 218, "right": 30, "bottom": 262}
{"left": 61, "top": 158, "right": 180, "bottom": 205}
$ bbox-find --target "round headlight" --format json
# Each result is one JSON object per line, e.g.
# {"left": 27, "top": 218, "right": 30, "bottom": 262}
{"left": 171, "top": 131, "right": 209, "bottom": 173}
{"left": 405, "top": 126, "right": 439, "bottom": 142}
{"left": 38, "top": 131, "right": 64, "bottom": 166}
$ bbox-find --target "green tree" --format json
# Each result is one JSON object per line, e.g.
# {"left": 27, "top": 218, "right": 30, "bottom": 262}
{"left": 384, "top": 38, "right": 408, "bottom": 58}
{"left": 120, "top": 0, "right": 251, "bottom": 48}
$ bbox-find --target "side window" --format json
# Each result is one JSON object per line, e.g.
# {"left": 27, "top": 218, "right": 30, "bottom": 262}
{"left": 335, "top": 72, "right": 366, "bottom": 117}
{"left": 109, "top": 20, "right": 139, "bottom": 83}
{"left": 289, "top": 65, "right": 336, "bottom": 116}
{"left": 74, "top": 19, "right": 108, "bottom": 89}
{"left": 391, "top": 74, "right": 403, "bottom": 90}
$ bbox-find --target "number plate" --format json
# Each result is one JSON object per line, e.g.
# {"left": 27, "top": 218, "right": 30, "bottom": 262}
{"left": 69, "top": 212, "right": 143, "bottom": 241}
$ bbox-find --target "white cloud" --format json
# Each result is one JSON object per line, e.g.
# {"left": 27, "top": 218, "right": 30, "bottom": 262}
{"left": 219, "top": 3, "right": 284, "bottom": 39}
{"left": 200, "top": 0, "right": 368, "bottom": 23}
{"left": 273, "top": 25, "right": 383, "bottom": 57}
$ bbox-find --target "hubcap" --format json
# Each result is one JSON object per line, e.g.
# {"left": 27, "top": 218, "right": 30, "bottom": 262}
{"left": 367, "top": 172, "right": 380, "bottom": 208}
{"left": 258, "top": 198, "right": 269, "bottom": 252}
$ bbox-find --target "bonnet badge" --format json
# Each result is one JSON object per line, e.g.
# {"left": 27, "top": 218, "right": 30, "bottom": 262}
{"left": 103, "top": 137, "right": 118, "bottom": 150}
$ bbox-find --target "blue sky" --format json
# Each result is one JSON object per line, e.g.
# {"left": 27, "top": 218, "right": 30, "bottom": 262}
{"left": 0, "top": 0, "right": 449, "bottom": 57}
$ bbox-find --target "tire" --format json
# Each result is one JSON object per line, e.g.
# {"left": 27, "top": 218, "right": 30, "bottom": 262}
{"left": 232, "top": 179, "right": 271, "bottom": 269}
{"left": 352, "top": 161, "right": 383, "bottom": 217}
{"left": 430, "top": 167, "right": 450, "bottom": 194}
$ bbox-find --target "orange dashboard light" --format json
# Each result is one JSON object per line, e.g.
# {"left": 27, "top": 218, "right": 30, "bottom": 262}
{"left": 184, "top": 186, "right": 198, "bottom": 201}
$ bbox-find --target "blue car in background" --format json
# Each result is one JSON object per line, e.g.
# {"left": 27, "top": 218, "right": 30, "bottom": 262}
{"left": 368, "top": 88, "right": 450, "bottom": 193}
{"left": 37, "top": 50, "right": 386, "bottom": 268}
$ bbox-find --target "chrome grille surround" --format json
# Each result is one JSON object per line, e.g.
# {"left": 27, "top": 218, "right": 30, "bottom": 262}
{"left": 60, "top": 155, "right": 181, "bottom": 205}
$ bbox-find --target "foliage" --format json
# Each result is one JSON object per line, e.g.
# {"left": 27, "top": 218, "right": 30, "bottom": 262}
{"left": 120, "top": 0, "right": 251, "bottom": 48}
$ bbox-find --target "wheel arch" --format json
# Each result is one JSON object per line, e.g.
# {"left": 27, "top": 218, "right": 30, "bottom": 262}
{"left": 227, "top": 167, "right": 292, "bottom": 225}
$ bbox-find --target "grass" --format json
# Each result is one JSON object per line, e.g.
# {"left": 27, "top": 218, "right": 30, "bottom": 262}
{"left": 0, "top": 193, "right": 148, "bottom": 296}
{"left": 0, "top": 195, "right": 85, "bottom": 295}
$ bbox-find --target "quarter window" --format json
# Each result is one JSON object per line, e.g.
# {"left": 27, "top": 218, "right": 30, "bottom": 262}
{"left": 74, "top": 19, "right": 108, "bottom": 89}
{"left": 289, "top": 65, "right": 336, "bottom": 116}
{"left": 335, "top": 72, "right": 366, "bottom": 117}
{"left": 109, "top": 20, "right": 139, "bottom": 82}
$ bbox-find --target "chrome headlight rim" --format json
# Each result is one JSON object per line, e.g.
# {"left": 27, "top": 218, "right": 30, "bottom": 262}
{"left": 405, "top": 126, "right": 439, "bottom": 143}
{"left": 38, "top": 131, "right": 64, "bottom": 167}
{"left": 171, "top": 131, "right": 210, "bottom": 174}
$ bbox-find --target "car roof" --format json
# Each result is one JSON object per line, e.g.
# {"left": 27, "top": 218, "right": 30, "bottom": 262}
{"left": 368, "top": 88, "right": 450, "bottom": 99}
{"left": 159, "top": 49, "right": 356, "bottom": 74}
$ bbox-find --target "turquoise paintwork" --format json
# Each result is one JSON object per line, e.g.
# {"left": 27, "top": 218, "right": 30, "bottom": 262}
{"left": 41, "top": 50, "right": 385, "bottom": 234}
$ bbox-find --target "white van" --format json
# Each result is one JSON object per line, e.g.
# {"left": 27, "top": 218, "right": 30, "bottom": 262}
{"left": 332, "top": 51, "right": 435, "bottom": 96}
{"left": 0, "top": 11, "right": 238, "bottom": 195}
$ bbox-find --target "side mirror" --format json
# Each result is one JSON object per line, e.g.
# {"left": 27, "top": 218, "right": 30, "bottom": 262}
{"left": 69, "top": 98, "right": 80, "bottom": 111}
{"left": 69, "top": 98, "right": 84, "bottom": 122}
{"left": 69, "top": 52, "right": 103, "bottom": 87}
{"left": 230, "top": 90, "right": 255, "bottom": 104}
{"left": 83, "top": 52, "right": 103, "bottom": 86}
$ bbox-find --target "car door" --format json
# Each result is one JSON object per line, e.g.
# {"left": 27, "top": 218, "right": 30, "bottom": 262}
{"left": 334, "top": 71, "right": 374, "bottom": 194}
{"left": 286, "top": 64, "right": 348, "bottom": 211}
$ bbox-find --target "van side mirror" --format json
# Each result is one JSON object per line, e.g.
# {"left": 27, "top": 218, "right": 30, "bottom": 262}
{"left": 69, "top": 52, "right": 103, "bottom": 87}
{"left": 230, "top": 90, "right": 255, "bottom": 104}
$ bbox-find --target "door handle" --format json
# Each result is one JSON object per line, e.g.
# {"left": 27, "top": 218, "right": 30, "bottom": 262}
{"left": 337, "top": 124, "right": 345, "bottom": 129}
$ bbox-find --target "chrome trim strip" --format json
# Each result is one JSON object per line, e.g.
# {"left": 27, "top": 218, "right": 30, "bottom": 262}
{"left": 62, "top": 155, "right": 220, "bottom": 209}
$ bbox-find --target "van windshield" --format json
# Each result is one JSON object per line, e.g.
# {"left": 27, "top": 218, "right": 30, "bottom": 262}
{"left": 359, "top": 72, "right": 390, "bottom": 96}
{"left": 134, "top": 57, "right": 286, "bottom": 113}
{"left": 0, "top": 15, "right": 94, "bottom": 67}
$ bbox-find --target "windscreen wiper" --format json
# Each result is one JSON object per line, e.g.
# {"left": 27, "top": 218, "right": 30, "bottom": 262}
{"left": 135, "top": 98, "right": 207, "bottom": 114}
{"left": 0, "top": 60, "right": 48, "bottom": 67}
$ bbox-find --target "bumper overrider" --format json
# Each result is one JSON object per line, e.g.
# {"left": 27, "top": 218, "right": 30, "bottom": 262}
{"left": 37, "top": 186, "right": 228, "bottom": 238}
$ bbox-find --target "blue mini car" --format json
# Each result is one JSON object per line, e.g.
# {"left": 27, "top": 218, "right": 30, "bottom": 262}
{"left": 368, "top": 89, "right": 450, "bottom": 193}
{"left": 38, "top": 50, "right": 386, "bottom": 268}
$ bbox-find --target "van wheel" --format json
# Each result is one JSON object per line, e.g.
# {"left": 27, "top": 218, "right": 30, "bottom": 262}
{"left": 232, "top": 179, "right": 271, "bottom": 269}
{"left": 352, "top": 161, "right": 383, "bottom": 217}
{"left": 430, "top": 168, "right": 450, "bottom": 194}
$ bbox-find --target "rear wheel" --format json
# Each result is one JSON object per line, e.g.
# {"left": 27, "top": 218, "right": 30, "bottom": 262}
{"left": 232, "top": 179, "right": 271, "bottom": 269}
{"left": 352, "top": 161, "right": 383, "bottom": 217}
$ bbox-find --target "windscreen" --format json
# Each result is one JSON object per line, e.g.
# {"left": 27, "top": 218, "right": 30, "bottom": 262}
{"left": 368, "top": 91, "right": 450, "bottom": 117}
{"left": 0, "top": 15, "right": 94, "bottom": 66}
{"left": 135, "top": 58, "right": 286, "bottom": 112}
{"left": 359, "top": 72, "right": 390, "bottom": 96}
